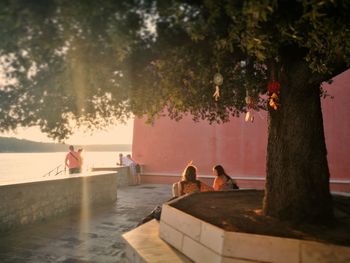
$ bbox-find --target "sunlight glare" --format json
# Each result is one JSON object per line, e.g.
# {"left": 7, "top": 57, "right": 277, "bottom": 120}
{"left": 78, "top": 176, "right": 91, "bottom": 257}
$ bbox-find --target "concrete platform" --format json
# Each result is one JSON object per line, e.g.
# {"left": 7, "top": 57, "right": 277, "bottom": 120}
{"left": 123, "top": 220, "right": 191, "bottom": 263}
{"left": 0, "top": 184, "right": 172, "bottom": 263}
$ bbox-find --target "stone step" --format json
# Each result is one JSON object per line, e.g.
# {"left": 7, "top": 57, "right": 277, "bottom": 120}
{"left": 122, "top": 220, "right": 192, "bottom": 263}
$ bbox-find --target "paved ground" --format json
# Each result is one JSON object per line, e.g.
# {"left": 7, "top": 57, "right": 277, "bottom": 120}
{"left": 0, "top": 184, "right": 172, "bottom": 263}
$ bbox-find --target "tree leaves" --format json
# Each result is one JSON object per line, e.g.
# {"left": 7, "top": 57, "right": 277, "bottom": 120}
{"left": 0, "top": 0, "right": 349, "bottom": 140}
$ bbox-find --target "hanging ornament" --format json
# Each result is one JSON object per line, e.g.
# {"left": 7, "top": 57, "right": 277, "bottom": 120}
{"left": 267, "top": 70, "right": 281, "bottom": 110}
{"left": 269, "top": 93, "right": 279, "bottom": 110}
{"left": 245, "top": 90, "right": 255, "bottom": 122}
{"left": 213, "top": 86, "right": 220, "bottom": 101}
{"left": 213, "top": 73, "right": 223, "bottom": 101}
{"left": 267, "top": 81, "right": 281, "bottom": 94}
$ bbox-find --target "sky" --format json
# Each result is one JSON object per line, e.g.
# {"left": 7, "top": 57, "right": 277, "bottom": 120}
{"left": 1, "top": 119, "right": 134, "bottom": 145}
{"left": 0, "top": 64, "right": 134, "bottom": 145}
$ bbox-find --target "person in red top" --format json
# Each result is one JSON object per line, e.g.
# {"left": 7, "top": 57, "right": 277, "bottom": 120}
{"left": 65, "top": 145, "right": 81, "bottom": 174}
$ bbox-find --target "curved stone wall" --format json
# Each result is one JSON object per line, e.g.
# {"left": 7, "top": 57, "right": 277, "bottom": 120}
{"left": 0, "top": 172, "right": 118, "bottom": 232}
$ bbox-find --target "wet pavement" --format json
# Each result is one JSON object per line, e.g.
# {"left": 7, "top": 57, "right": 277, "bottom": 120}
{"left": 0, "top": 184, "right": 172, "bottom": 263}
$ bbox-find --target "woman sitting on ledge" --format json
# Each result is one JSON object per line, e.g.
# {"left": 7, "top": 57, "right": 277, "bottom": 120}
{"left": 212, "top": 165, "right": 239, "bottom": 191}
{"left": 139, "top": 164, "right": 213, "bottom": 225}
{"left": 172, "top": 165, "right": 213, "bottom": 197}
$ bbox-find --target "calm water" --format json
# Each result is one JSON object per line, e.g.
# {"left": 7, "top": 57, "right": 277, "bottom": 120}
{"left": 0, "top": 151, "right": 130, "bottom": 184}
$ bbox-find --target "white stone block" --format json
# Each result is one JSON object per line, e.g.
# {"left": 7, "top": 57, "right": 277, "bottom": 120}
{"left": 221, "top": 257, "right": 259, "bottom": 263}
{"left": 200, "top": 221, "right": 225, "bottom": 254}
{"left": 223, "top": 232, "right": 300, "bottom": 263}
{"left": 133, "top": 251, "right": 147, "bottom": 263}
{"left": 161, "top": 204, "right": 202, "bottom": 241}
{"left": 125, "top": 244, "right": 136, "bottom": 263}
{"left": 301, "top": 240, "right": 350, "bottom": 263}
{"left": 123, "top": 220, "right": 192, "bottom": 263}
{"left": 159, "top": 204, "right": 350, "bottom": 263}
{"left": 182, "top": 235, "right": 221, "bottom": 263}
{"left": 160, "top": 221, "right": 184, "bottom": 251}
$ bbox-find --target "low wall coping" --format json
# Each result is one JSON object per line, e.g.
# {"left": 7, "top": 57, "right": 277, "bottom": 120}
{"left": 141, "top": 172, "right": 350, "bottom": 184}
{"left": 0, "top": 171, "right": 117, "bottom": 187}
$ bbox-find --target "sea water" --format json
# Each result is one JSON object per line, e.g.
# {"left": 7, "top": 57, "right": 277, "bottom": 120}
{"left": 0, "top": 151, "right": 130, "bottom": 184}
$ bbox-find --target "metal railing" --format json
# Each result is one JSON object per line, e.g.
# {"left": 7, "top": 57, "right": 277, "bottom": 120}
{"left": 43, "top": 164, "right": 65, "bottom": 177}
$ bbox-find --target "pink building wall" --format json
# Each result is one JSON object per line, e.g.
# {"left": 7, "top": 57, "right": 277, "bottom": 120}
{"left": 132, "top": 70, "right": 350, "bottom": 191}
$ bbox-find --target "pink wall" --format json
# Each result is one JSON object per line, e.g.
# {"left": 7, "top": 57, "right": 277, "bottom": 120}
{"left": 132, "top": 114, "right": 267, "bottom": 177}
{"left": 132, "top": 70, "right": 350, "bottom": 191}
{"left": 322, "top": 70, "right": 350, "bottom": 180}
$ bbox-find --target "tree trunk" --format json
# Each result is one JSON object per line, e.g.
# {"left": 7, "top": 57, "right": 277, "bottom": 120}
{"left": 263, "top": 62, "right": 333, "bottom": 223}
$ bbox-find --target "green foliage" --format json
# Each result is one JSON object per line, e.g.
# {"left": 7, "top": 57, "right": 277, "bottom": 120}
{"left": 0, "top": 0, "right": 144, "bottom": 140}
{"left": 0, "top": 0, "right": 349, "bottom": 139}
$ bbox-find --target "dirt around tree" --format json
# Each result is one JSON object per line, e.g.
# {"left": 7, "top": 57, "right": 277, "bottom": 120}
{"left": 168, "top": 190, "right": 350, "bottom": 246}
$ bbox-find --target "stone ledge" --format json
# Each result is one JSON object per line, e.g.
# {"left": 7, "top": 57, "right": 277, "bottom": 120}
{"left": 0, "top": 171, "right": 117, "bottom": 187}
{"left": 160, "top": 203, "right": 350, "bottom": 263}
{"left": 122, "top": 220, "right": 192, "bottom": 263}
{"left": 0, "top": 172, "right": 118, "bottom": 232}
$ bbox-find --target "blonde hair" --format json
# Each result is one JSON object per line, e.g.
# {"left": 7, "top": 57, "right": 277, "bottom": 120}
{"left": 181, "top": 165, "right": 197, "bottom": 182}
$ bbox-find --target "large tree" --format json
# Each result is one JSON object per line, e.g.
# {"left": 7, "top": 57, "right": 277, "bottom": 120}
{"left": 1, "top": 0, "right": 349, "bottom": 223}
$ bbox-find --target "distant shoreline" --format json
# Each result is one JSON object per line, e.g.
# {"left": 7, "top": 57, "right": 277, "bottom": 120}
{"left": 0, "top": 137, "right": 131, "bottom": 153}
{"left": 0, "top": 150, "right": 131, "bottom": 153}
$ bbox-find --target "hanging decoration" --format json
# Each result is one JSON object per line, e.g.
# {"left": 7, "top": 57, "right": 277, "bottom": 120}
{"left": 268, "top": 92, "right": 279, "bottom": 110}
{"left": 267, "top": 70, "right": 281, "bottom": 110}
{"left": 213, "top": 73, "right": 223, "bottom": 101}
{"left": 245, "top": 90, "right": 255, "bottom": 122}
